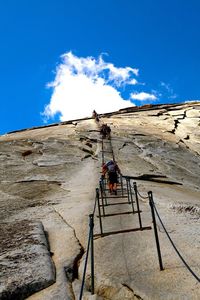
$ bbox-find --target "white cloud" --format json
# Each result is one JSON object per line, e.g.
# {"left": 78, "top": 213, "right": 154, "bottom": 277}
{"left": 43, "top": 52, "right": 138, "bottom": 121}
{"left": 130, "top": 92, "right": 157, "bottom": 101}
{"left": 43, "top": 52, "right": 176, "bottom": 122}
{"left": 129, "top": 78, "right": 138, "bottom": 85}
{"left": 160, "top": 81, "right": 178, "bottom": 99}
{"left": 44, "top": 72, "right": 133, "bottom": 121}
{"left": 107, "top": 64, "right": 139, "bottom": 86}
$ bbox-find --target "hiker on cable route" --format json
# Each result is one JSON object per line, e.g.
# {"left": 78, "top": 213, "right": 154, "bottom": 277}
{"left": 92, "top": 110, "right": 99, "bottom": 122}
{"left": 102, "top": 160, "right": 121, "bottom": 195}
{"left": 105, "top": 124, "right": 111, "bottom": 139}
{"left": 100, "top": 124, "right": 111, "bottom": 139}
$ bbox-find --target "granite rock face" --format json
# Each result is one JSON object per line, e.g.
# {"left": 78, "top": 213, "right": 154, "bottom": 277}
{"left": 0, "top": 221, "right": 55, "bottom": 300}
{"left": 0, "top": 102, "right": 200, "bottom": 299}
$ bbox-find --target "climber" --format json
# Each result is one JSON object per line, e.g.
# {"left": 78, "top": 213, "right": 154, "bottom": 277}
{"left": 102, "top": 160, "right": 121, "bottom": 195}
{"left": 100, "top": 124, "right": 107, "bottom": 138}
{"left": 105, "top": 124, "right": 111, "bottom": 139}
{"left": 100, "top": 124, "right": 111, "bottom": 139}
{"left": 92, "top": 110, "right": 99, "bottom": 122}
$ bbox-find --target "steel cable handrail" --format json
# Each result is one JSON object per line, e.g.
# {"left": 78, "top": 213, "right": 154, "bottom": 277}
{"left": 136, "top": 189, "right": 149, "bottom": 200}
{"left": 93, "top": 118, "right": 200, "bottom": 285}
{"left": 81, "top": 121, "right": 139, "bottom": 299}
{"left": 79, "top": 217, "right": 93, "bottom": 299}
{"left": 127, "top": 181, "right": 148, "bottom": 200}
{"left": 153, "top": 201, "right": 200, "bottom": 282}
{"left": 79, "top": 189, "right": 99, "bottom": 299}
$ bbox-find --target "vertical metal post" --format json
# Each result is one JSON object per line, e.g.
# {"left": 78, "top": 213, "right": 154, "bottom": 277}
{"left": 120, "top": 174, "right": 124, "bottom": 197}
{"left": 99, "top": 180, "right": 105, "bottom": 216}
{"left": 133, "top": 182, "right": 142, "bottom": 229}
{"left": 89, "top": 214, "right": 94, "bottom": 294}
{"left": 96, "top": 186, "right": 103, "bottom": 235}
{"left": 93, "top": 188, "right": 98, "bottom": 214}
{"left": 79, "top": 215, "right": 93, "bottom": 300}
{"left": 103, "top": 178, "right": 107, "bottom": 206}
{"left": 148, "top": 191, "right": 164, "bottom": 271}
{"left": 129, "top": 179, "right": 135, "bottom": 213}
{"left": 126, "top": 178, "right": 130, "bottom": 203}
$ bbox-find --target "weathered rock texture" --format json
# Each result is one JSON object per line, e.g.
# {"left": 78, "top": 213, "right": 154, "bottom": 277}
{"left": 0, "top": 221, "right": 55, "bottom": 300}
{"left": 0, "top": 102, "right": 200, "bottom": 299}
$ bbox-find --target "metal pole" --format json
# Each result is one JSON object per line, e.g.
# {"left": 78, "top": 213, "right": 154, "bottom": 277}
{"left": 120, "top": 174, "right": 124, "bottom": 197}
{"left": 126, "top": 178, "right": 130, "bottom": 203}
{"left": 79, "top": 216, "right": 92, "bottom": 300}
{"left": 99, "top": 180, "right": 105, "bottom": 216}
{"left": 97, "top": 184, "right": 103, "bottom": 235}
{"left": 103, "top": 178, "right": 107, "bottom": 206}
{"left": 148, "top": 191, "right": 164, "bottom": 271}
{"left": 133, "top": 182, "right": 142, "bottom": 229}
{"left": 89, "top": 214, "right": 94, "bottom": 294}
{"left": 129, "top": 179, "right": 135, "bottom": 213}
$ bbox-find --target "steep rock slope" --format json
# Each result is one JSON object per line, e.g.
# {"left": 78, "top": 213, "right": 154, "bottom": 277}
{"left": 0, "top": 102, "right": 200, "bottom": 299}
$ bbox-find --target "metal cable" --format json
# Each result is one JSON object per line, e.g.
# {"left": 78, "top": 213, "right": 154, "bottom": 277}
{"left": 129, "top": 182, "right": 148, "bottom": 199}
{"left": 79, "top": 124, "right": 131, "bottom": 299}
{"left": 153, "top": 202, "right": 200, "bottom": 282}
{"left": 79, "top": 234, "right": 91, "bottom": 299}
{"left": 79, "top": 219, "right": 93, "bottom": 299}
{"left": 137, "top": 190, "right": 149, "bottom": 200}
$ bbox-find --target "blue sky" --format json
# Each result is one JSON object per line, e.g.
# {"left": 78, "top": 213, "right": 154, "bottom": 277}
{"left": 0, "top": 0, "right": 200, "bottom": 134}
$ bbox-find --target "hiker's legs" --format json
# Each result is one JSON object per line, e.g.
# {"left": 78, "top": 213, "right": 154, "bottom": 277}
{"left": 113, "top": 183, "right": 117, "bottom": 190}
{"left": 109, "top": 183, "right": 113, "bottom": 193}
{"left": 108, "top": 174, "right": 112, "bottom": 193}
{"left": 108, "top": 173, "right": 118, "bottom": 194}
{"left": 113, "top": 182, "right": 117, "bottom": 195}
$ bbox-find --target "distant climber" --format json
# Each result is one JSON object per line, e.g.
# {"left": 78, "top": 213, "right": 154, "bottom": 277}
{"left": 106, "top": 124, "right": 111, "bottom": 139}
{"left": 102, "top": 160, "right": 121, "bottom": 195}
{"left": 92, "top": 110, "right": 99, "bottom": 122}
{"left": 100, "top": 124, "right": 111, "bottom": 139}
{"left": 100, "top": 124, "right": 106, "bottom": 138}
{"left": 100, "top": 124, "right": 104, "bottom": 136}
